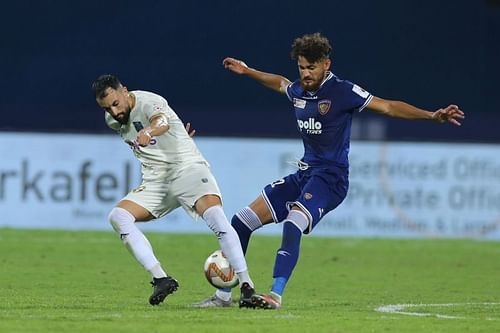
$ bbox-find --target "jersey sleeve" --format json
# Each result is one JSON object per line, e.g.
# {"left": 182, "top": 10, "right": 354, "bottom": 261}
{"left": 285, "top": 80, "right": 302, "bottom": 102}
{"left": 285, "top": 83, "right": 294, "bottom": 101}
{"left": 340, "top": 80, "right": 373, "bottom": 112}
{"left": 143, "top": 97, "right": 173, "bottom": 124}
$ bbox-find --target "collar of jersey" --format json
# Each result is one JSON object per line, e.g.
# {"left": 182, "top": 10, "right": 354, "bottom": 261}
{"left": 303, "top": 71, "right": 334, "bottom": 97}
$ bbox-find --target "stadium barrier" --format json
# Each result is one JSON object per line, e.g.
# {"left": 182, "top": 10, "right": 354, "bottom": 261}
{"left": 1, "top": 132, "right": 499, "bottom": 239}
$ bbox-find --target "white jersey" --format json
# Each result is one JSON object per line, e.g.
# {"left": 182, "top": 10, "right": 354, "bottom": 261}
{"left": 106, "top": 90, "right": 207, "bottom": 180}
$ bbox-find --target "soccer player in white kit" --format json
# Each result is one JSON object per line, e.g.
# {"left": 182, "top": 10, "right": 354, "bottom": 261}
{"left": 92, "top": 74, "right": 256, "bottom": 307}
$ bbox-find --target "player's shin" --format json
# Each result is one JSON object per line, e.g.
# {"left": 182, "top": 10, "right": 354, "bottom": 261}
{"left": 231, "top": 206, "right": 263, "bottom": 254}
{"left": 203, "top": 205, "right": 254, "bottom": 288}
{"left": 272, "top": 220, "right": 303, "bottom": 299}
{"left": 108, "top": 207, "right": 167, "bottom": 278}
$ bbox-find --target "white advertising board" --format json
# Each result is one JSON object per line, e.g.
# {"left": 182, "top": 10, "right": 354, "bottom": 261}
{"left": 1, "top": 133, "right": 499, "bottom": 239}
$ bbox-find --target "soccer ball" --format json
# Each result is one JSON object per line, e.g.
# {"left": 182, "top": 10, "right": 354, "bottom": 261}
{"left": 203, "top": 249, "right": 239, "bottom": 289}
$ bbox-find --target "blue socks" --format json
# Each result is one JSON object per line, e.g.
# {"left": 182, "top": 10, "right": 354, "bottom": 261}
{"left": 231, "top": 211, "right": 302, "bottom": 297}
{"left": 271, "top": 221, "right": 302, "bottom": 296}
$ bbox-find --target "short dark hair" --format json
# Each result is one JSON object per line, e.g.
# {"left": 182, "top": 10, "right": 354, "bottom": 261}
{"left": 91, "top": 74, "right": 123, "bottom": 99}
{"left": 291, "top": 33, "right": 332, "bottom": 63}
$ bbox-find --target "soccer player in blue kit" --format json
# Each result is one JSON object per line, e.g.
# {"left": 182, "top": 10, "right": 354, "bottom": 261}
{"left": 195, "top": 33, "right": 465, "bottom": 309}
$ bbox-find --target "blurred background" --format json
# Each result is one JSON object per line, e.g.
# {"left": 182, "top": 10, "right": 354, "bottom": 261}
{"left": 1, "top": 0, "right": 499, "bottom": 141}
{"left": 1, "top": 0, "right": 499, "bottom": 238}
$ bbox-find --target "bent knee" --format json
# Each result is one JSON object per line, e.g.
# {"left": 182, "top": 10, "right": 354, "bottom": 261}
{"left": 108, "top": 207, "right": 135, "bottom": 233}
{"left": 285, "top": 209, "right": 310, "bottom": 233}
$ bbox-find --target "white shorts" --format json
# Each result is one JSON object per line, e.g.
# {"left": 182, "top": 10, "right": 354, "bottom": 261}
{"left": 123, "top": 162, "right": 221, "bottom": 219}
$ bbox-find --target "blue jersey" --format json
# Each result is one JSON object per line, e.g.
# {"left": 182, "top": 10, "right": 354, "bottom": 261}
{"left": 285, "top": 72, "right": 372, "bottom": 169}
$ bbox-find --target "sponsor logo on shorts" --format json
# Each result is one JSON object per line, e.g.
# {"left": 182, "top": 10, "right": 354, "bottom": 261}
{"left": 201, "top": 178, "right": 208, "bottom": 183}
{"left": 318, "top": 99, "right": 331, "bottom": 115}
{"left": 304, "top": 192, "right": 313, "bottom": 200}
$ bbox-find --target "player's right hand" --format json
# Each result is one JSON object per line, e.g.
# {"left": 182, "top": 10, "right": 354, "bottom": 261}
{"left": 136, "top": 129, "right": 152, "bottom": 147}
{"left": 222, "top": 57, "right": 249, "bottom": 74}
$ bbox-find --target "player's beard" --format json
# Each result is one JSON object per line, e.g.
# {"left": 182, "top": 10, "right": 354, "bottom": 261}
{"left": 114, "top": 108, "right": 131, "bottom": 125}
{"left": 300, "top": 75, "right": 322, "bottom": 92}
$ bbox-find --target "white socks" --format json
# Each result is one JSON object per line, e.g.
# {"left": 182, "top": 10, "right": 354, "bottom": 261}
{"left": 108, "top": 205, "right": 253, "bottom": 291}
{"left": 203, "top": 205, "right": 254, "bottom": 288}
{"left": 108, "top": 207, "right": 167, "bottom": 278}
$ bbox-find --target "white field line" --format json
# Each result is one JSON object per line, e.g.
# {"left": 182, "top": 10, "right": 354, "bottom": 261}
{"left": 375, "top": 303, "right": 500, "bottom": 319}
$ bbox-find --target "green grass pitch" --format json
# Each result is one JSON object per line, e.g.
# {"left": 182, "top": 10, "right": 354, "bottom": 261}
{"left": 1, "top": 228, "right": 499, "bottom": 332}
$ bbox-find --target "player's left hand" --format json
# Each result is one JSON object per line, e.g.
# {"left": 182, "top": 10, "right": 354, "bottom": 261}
{"left": 185, "top": 122, "right": 196, "bottom": 137}
{"left": 432, "top": 104, "right": 465, "bottom": 126}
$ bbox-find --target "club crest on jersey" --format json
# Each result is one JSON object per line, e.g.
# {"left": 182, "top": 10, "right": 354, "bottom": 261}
{"left": 318, "top": 99, "right": 331, "bottom": 115}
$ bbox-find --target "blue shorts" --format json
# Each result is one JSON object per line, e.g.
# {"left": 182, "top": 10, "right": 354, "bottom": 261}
{"left": 262, "top": 166, "right": 348, "bottom": 234}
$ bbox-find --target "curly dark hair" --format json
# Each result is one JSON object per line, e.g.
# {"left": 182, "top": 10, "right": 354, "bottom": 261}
{"left": 291, "top": 33, "right": 332, "bottom": 63}
{"left": 91, "top": 74, "right": 123, "bottom": 99}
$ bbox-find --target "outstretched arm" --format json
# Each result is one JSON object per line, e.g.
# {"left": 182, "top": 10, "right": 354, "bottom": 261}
{"left": 222, "top": 57, "right": 291, "bottom": 94}
{"left": 367, "top": 96, "right": 465, "bottom": 126}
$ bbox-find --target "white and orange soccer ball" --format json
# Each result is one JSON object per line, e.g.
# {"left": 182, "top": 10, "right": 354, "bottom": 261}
{"left": 203, "top": 249, "right": 239, "bottom": 289}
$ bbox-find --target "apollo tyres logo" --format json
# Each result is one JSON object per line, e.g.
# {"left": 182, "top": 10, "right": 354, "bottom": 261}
{"left": 297, "top": 118, "right": 322, "bottom": 134}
